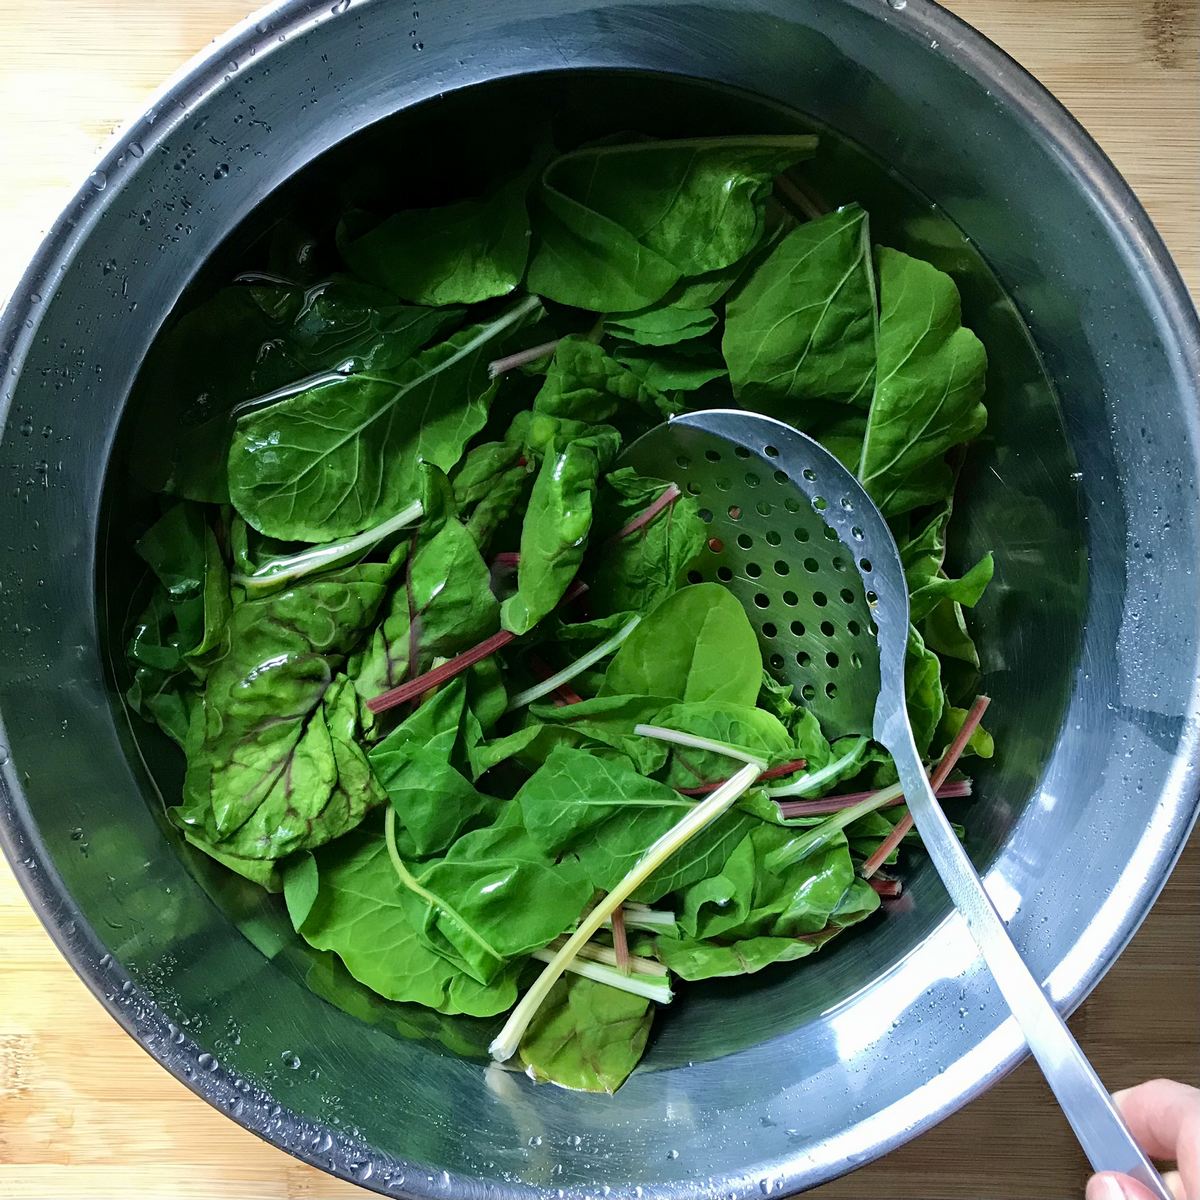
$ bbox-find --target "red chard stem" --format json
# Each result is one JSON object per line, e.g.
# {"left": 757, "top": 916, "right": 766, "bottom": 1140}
{"left": 608, "top": 484, "right": 682, "bottom": 543}
{"left": 676, "top": 758, "right": 807, "bottom": 797}
{"left": 860, "top": 695, "right": 991, "bottom": 879}
{"left": 777, "top": 777, "right": 971, "bottom": 818}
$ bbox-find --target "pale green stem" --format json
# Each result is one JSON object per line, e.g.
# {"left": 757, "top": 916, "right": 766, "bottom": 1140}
{"left": 506, "top": 617, "right": 641, "bottom": 711}
{"left": 606, "top": 907, "right": 675, "bottom": 931}
{"left": 233, "top": 500, "right": 424, "bottom": 592}
{"left": 385, "top": 808, "right": 503, "bottom": 965}
{"left": 765, "top": 736, "right": 870, "bottom": 798}
{"left": 633, "top": 724, "right": 769, "bottom": 768}
{"left": 763, "top": 781, "right": 905, "bottom": 873}
{"left": 543, "top": 936, "right": 668, "bottom": 977}
{"left": 529, "top": 949, "right": 673, "bottom": 1004}
{"left": 489, "top": 760, "right": 762, "bottom": 1063}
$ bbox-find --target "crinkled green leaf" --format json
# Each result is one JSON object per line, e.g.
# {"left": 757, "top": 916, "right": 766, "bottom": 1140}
{"left": 533, "top": 336, "right": 673, "bottom": 424}
{"left": 586, "top": 468, "right": 707, "bottom": 618}
{"left": 177, "top": 563, "right": 394, "bottom": 860}
{"left": 660, "top": 826, "right": 878, "bottom": 980}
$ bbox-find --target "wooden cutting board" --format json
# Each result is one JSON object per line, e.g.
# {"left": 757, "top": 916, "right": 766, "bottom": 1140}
{"left": 0, "top": 2, "right": 1196, "bottom": 1197}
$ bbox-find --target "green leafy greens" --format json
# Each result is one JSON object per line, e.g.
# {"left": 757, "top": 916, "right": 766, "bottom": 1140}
{"left": 123, "top": 128, "right": 993, "bottom": 1096}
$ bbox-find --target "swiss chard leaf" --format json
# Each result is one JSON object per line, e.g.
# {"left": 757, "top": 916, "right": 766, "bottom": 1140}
{"left": 177, "top": 563, "right": 395, "bottom": 860}
{"left": 299, "top": 819, "right": 521, "bottom": 1015}
{"left": 922, "top": 596, "right": 981, "bottom": 667}
{"left": 282, "top": 852, "right": 320, "bottom": 930}
{"left": 134, "top": 502, "right": 231, "bottom": 667}
{"left": 527, "top": 135, "right": 817, "bottom": 311}
{"left": 602, "top": 583, "right": 762, "bottom": 705}
{"left": 585, "top": 468, "right": 707, "bottom": 618}
{"left": 723, "top": 205, "right": 877, "bottom": 415}
{"left": 339, "top": 171, "right": 531, "bottom": 306}
{"left": 651, "top": 700, "right": 794, "bottom": 789}
{"left": 659, "top": 825, "right": 878, "bottom": 980}
{"left": 605, "top": 303, "right": 718, "bottom": 348}
{"left": 513, "top": 746, "right": 749, "bottom": 903}
{"left": 905, "top": 624, "right": 945, "bottom": 755}
{"left": 909, "top": 553, "right": 994, "bottom": 625}
{"left": 369, "top": 685, "right": 501, "bottom": 858}
{"left": 612, "top": 342, "right": 729, "bottom": 394}
{"left": 532, "top": 336, "right": 673, "bottom": 425}
{"left": 526, "top": 695, "right": 672, "bottom": 775}
{"left": 500, "top": 428, "right": 621, "bottom": 635}
{"left": 131, "top": 278, "right": 459, "bottom": 503}
{"left": 352, "top": 515, "right": 499, "bottom": 700}
{"left": 228, "top": 298, "right": 538, "bottom": 540}
{"left": 415, "top": 812, "right": 593, "bottom": 983}
{"left": 519, "top": 974, "right": 653, "bottom": 1094}
{"left": 449, "top": 442, "right": 532, "bottom": 553}
{"left": 857, "top": 247, "right": 987, "bottom": 517}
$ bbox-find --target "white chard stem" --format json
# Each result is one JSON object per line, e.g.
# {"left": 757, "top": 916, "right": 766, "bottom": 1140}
{"left": 530, "top": 950, "right": 673, "bottom": 1004}
{"left": 506, "top": 616, "right": 641, "bottom": 711}
{"left": 235, "top": 499, "right": 424, "bottom": 591}
{"left": 489, "top": 759, "right": 762, "bottom": 1063}
{"left": 633, "top": 724, "right": 769, "bottom": 767}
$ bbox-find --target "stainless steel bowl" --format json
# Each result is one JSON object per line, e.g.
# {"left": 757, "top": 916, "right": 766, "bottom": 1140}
{"left": 1, "top": 2, "right": 1198, "bottom": 1196}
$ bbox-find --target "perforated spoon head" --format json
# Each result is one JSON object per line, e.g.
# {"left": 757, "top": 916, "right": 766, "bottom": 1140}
{"left": 620, "top": 408, "right": 909, "bottom": 749}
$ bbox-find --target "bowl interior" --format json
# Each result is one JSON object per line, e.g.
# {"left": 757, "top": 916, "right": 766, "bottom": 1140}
{"left": 101, "top": 69, "right": 1084, "bottom": 1072}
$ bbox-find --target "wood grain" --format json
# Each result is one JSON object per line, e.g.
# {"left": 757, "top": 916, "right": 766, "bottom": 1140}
{"left": 0, "top": 2, "right": 1196, "bottom": 1198}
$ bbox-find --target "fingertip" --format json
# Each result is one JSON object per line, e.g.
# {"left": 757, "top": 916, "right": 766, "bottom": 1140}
{"left": 1086, "top": 1173, "right": 1162, "bottom": 1200}
{"left": 1086, "top": 1174, "right": 1127, "bottom": 1200}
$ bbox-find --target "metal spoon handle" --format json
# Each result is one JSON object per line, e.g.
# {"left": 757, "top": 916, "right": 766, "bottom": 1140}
{"left": 884, "top": 724, "right": 1171, "bottom": 1199}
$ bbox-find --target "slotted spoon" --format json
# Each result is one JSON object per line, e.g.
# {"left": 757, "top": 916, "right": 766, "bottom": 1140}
{"left": 621, "top": 409, "right": 1170, "bottom": 1198}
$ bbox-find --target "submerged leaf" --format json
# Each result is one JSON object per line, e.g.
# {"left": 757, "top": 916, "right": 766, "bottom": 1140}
{"left": 339, "top": 172, "right": 531, "bottom": 306}
{"left": 724, "top": 205, "right": 877, "bottom": 415}
{"left": 519, "top": 974, "right": 653, "bottom": 1093}
{"left": 229, "top": 299, "right": 538, "bottom": 540}
{"left": 131, "top": 277, "right": 458, "bottom": 503}
{"left": 858, "top": 248, "right": 987, "bottom": 516}
{"left": 527, "top": 135, "right": 817, "bottom": 311}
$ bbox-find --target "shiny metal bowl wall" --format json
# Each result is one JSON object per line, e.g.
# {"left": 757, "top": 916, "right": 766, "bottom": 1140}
{"left": 1, "top": 1, "right": 1198, "bottom": 1196}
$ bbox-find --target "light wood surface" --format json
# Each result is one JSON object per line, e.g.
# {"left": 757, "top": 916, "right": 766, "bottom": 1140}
{"left": 0, "top": 2, "right": 1197, "bottom": 1198}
